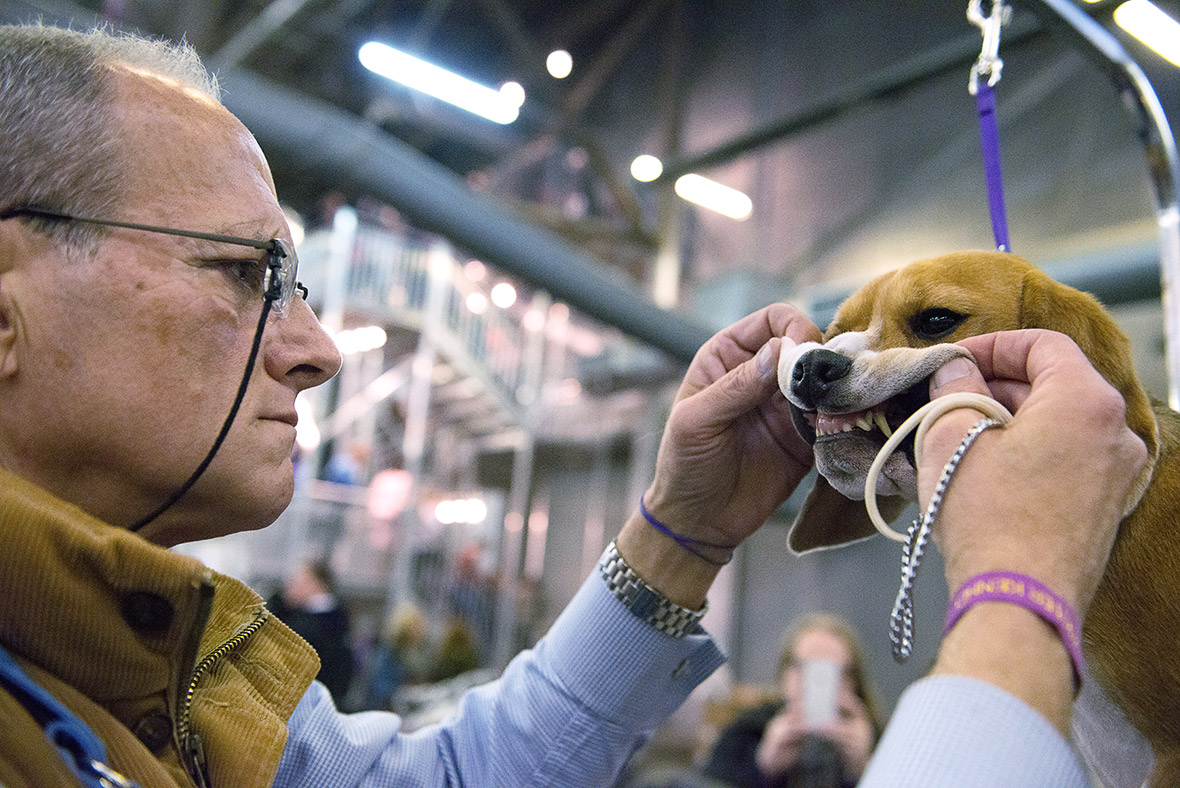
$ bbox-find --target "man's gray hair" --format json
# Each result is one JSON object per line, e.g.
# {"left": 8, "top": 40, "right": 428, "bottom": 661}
{"left": 0, "top": 24, "right": 219, "bottom": 246}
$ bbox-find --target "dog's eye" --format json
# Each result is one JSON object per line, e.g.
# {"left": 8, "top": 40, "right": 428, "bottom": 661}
{"left": 911, "top": 308, "right": 967, "bottom": 339}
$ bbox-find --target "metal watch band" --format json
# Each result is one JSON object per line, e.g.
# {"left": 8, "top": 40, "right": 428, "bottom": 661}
{"left": 598, "top": 540, "right": 706, "bottom": 639}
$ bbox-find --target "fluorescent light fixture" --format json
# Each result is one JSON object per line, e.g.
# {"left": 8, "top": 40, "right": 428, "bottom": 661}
{"left": 358, "top": 41, "right": 520, "bottom": 124}
{"left": 1115, "top": 0, "right": 1180, "bottom": 67}
{"left": 435, "top": 497, "right": 488, "bottom": 525}
{"left": 630, "top": 154, "right": 664, "bottom": 182}
{"left": 674, "top": 174, "right": 753, "bottom": 220}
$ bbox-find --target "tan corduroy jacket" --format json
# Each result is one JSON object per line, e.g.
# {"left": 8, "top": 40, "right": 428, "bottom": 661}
{"left": 0, "top": 468, "right": 320, "bottom": 788}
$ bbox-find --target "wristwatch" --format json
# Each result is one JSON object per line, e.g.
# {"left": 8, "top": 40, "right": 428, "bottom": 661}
{"left": 598, "top": 541, "right": 707, "bottom": 638}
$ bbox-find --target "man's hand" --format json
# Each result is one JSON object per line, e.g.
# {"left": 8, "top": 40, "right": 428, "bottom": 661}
{"left": 645, "top": 304, "right": 821, "bottom": 547}
{"left": 754, "top": 708, "right": 807, "bottom": 778}
{"left": 918, "top": 329, "right": 1148, "bottom": 733}
{"left": 617, "top": 304, "right": 822, "bottom": 606}
{"left": 920, "top": 329, "right": 1147, "bottom": 609}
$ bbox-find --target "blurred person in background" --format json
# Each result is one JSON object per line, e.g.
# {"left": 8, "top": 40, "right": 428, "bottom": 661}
{"left": 444, "top": 542, "right": 496, "bottom": 659}
{"left": 701, "top": 613, "right": 883, "bottom": 788}
{"left": 363, "top": 602, "right": 433, "bottom": 710}
{"left": 431, "top": 617, "right": 481, "bottom": 683}
{"left": 268, "top": 561, "right": 355, "bottom": 702}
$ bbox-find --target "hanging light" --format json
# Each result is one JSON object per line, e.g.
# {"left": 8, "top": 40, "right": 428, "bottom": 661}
{"left": 630, "top": 154, "right": 664, "bottom": 182}
{"left": 1114, "top": 0, "right": 1180, "bottom": 67}
{"left": 674, "top": 174, "right": 753, "bottom": 220}
{"left": 358, "top": 41, "right": 520, "bottom": 124}
{"left": 546, "top": 49, "right": 573, "bottom": 79}
{"left": 490, "top": 282, "right": 517, "bottom": 308}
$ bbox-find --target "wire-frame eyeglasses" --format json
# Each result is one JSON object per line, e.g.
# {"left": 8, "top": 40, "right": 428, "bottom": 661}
{"left": 0, "top": 206, "right": 308, "bottom": 317}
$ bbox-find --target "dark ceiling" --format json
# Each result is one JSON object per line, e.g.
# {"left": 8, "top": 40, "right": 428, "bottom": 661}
{"left": 4, "top": 0, "right": 1180, "bottom": 324}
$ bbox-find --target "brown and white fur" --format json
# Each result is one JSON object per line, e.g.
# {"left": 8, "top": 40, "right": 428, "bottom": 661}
{"left": 779, "top": 249, "right": 1180, "bottom": 787}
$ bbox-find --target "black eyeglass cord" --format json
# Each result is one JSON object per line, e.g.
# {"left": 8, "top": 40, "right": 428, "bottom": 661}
{"left": 128, "top": 297, "right": 273, "bottom": 532}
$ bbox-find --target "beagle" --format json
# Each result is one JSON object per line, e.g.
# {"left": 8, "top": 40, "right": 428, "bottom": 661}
{"left": 779, "top": 249, "right": 1177, "bottom": 787}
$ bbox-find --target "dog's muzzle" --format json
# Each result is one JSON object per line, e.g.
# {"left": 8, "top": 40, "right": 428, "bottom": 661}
{"left": 777, "top": 340, "right": 974, "bottom": 500}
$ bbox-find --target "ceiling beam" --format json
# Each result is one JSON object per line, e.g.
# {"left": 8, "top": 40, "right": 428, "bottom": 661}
{"left": 206, "top": 0, "right": 314, "bottom": 73}
{"left": 653, "top": 19, "right": 1045, "bottom": 183}
{"left": 221, "top": 69, "right": 713, "bottom": 364}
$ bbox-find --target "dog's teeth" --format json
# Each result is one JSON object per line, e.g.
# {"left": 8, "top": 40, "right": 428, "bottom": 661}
{"left": 841, "top": 422, "right": 853, "bottom": 433}
{"left": 874, "top": 411, "right": 893, "bottom": 438}
{"left": 856, "top": 415, "right": 872, "bottom": 431}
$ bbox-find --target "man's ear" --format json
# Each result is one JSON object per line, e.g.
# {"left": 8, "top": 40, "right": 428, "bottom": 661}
{"left": 0, "top": 222, "right": 21, "bottom": 378}
{"left": 0, "top": 281, "right": 14, "bottom": 379}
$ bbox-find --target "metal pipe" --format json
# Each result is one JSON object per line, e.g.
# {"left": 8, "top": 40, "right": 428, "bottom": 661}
{"left": 220, "top": 70, "right": 713, "bottom": 365}
{"left": 1019, "top": 0, "right": 1180, "bottom": 404}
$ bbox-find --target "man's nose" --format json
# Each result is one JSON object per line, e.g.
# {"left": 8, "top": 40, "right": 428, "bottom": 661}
{"left": 264, "top": 296, "right": 343, "bottom": 389}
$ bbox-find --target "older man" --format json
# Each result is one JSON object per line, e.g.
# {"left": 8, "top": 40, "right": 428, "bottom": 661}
{"left": 0, "top": 24, "right": 823, "bottom": 788}
{"left": 0, "top": 22, "right": 1149, "bottom": 788}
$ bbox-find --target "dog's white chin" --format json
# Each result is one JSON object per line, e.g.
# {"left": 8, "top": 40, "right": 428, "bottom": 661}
{"left": 814, "top": 438, "right": 917, "bottom": 500}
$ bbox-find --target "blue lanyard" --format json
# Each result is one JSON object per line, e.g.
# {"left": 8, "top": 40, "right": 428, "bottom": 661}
{"left": 0, "top": 644, "right": 141, "bottom": 788}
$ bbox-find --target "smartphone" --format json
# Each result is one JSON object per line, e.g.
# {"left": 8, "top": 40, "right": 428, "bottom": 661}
{"left": 800, "top": 658, "right": 841, "bottom": 729}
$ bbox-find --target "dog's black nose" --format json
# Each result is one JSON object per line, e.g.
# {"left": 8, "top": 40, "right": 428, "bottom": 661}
{"left": 791, "top": 348, "right": 852, "bottom": 409}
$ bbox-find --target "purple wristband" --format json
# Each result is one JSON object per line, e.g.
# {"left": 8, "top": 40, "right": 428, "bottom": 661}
{"left": 944, "top": 571, "right": 1086, "bottom": 686}
{"left": 638, "top": 495, "right": 734, "bottom": 567}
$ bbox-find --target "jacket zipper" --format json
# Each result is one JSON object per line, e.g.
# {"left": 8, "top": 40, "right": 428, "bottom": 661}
{"left": 175, "top": 578, "right": 269, "bottom": 788}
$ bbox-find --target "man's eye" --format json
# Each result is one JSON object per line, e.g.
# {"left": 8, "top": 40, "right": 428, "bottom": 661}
{"left": 910, "top": 308, "right": 967, "bottom": 340}
{"left": 215, "top": 257, "right": 268, "bottom": 292}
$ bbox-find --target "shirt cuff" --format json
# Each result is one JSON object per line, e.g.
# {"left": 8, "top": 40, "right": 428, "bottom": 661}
{"left": 535, "top": 570, "right": 726, "bottom": 728}
{"left": 860, "top": 674, "right": 1091, "bottom": 788}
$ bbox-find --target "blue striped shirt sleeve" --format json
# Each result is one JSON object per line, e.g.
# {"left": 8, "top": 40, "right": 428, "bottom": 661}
{"left": 274, "top": 571, "right": 726, "bottom": 787}
{"left": 859, "top": 675, "right": 1092, "bottom": 788}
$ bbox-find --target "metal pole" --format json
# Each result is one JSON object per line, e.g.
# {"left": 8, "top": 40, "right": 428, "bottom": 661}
{"left": 1020, "top": 0, "right": 1180, "bottom": 405}
{"left": 492, "top": 291, "right": 548, "bottom": 669}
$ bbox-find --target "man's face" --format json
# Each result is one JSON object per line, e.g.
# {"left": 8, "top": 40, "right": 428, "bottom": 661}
{"left": 0, "top": 66, "right": 342, "bottom": 545}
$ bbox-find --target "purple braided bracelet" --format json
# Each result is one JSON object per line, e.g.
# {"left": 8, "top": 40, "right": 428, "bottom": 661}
{"left": 638, "top": 495, "right": 735, "bottom": 567}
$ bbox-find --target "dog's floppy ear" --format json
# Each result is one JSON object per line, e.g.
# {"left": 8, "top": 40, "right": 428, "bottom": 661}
{"left": 786, "top": 476, "right": 907, "bottom": 553}
{"left": 1020, "top": 270, "right": 1159, "bottom": 465}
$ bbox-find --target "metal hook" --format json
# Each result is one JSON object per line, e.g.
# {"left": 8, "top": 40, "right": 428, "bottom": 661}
{"left": 968, "top": 0, "right": 1012, "bottom": 94}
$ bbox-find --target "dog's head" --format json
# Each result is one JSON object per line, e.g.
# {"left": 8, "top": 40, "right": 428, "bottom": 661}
{"left": 780, "top": 249, "right": 1160, "bottom": 553}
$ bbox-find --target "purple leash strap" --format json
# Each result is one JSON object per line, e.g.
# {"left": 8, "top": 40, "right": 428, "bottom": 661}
{"left": 976, "top": 80, "right": 1011, "bottom": 253}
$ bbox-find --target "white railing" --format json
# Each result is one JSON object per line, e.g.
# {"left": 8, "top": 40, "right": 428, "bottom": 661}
{"left": 299, "top": 222, "right": 531, "bottom": 424}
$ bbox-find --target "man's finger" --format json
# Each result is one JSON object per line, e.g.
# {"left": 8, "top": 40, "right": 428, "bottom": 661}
{"left": 918, "top": 356, "right": 997, "bottom": 502}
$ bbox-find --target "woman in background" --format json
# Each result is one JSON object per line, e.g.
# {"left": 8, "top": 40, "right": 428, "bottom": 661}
{"left": 701, "top": 613, "right": 883, "bottom": 788}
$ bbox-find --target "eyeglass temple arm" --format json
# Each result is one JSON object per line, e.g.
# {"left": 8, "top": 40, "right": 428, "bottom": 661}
{"left": 0, "top": 206, "right": 274, "bottom": 251}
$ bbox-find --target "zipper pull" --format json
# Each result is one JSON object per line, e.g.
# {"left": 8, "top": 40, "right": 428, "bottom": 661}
{"left": 184, "top": 732, "right": 213, "bottom": 788}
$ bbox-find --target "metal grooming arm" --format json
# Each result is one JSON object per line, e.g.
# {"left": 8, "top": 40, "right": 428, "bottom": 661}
{"left": 1022, "top": 0, "right": 1180, "bottom": 406}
